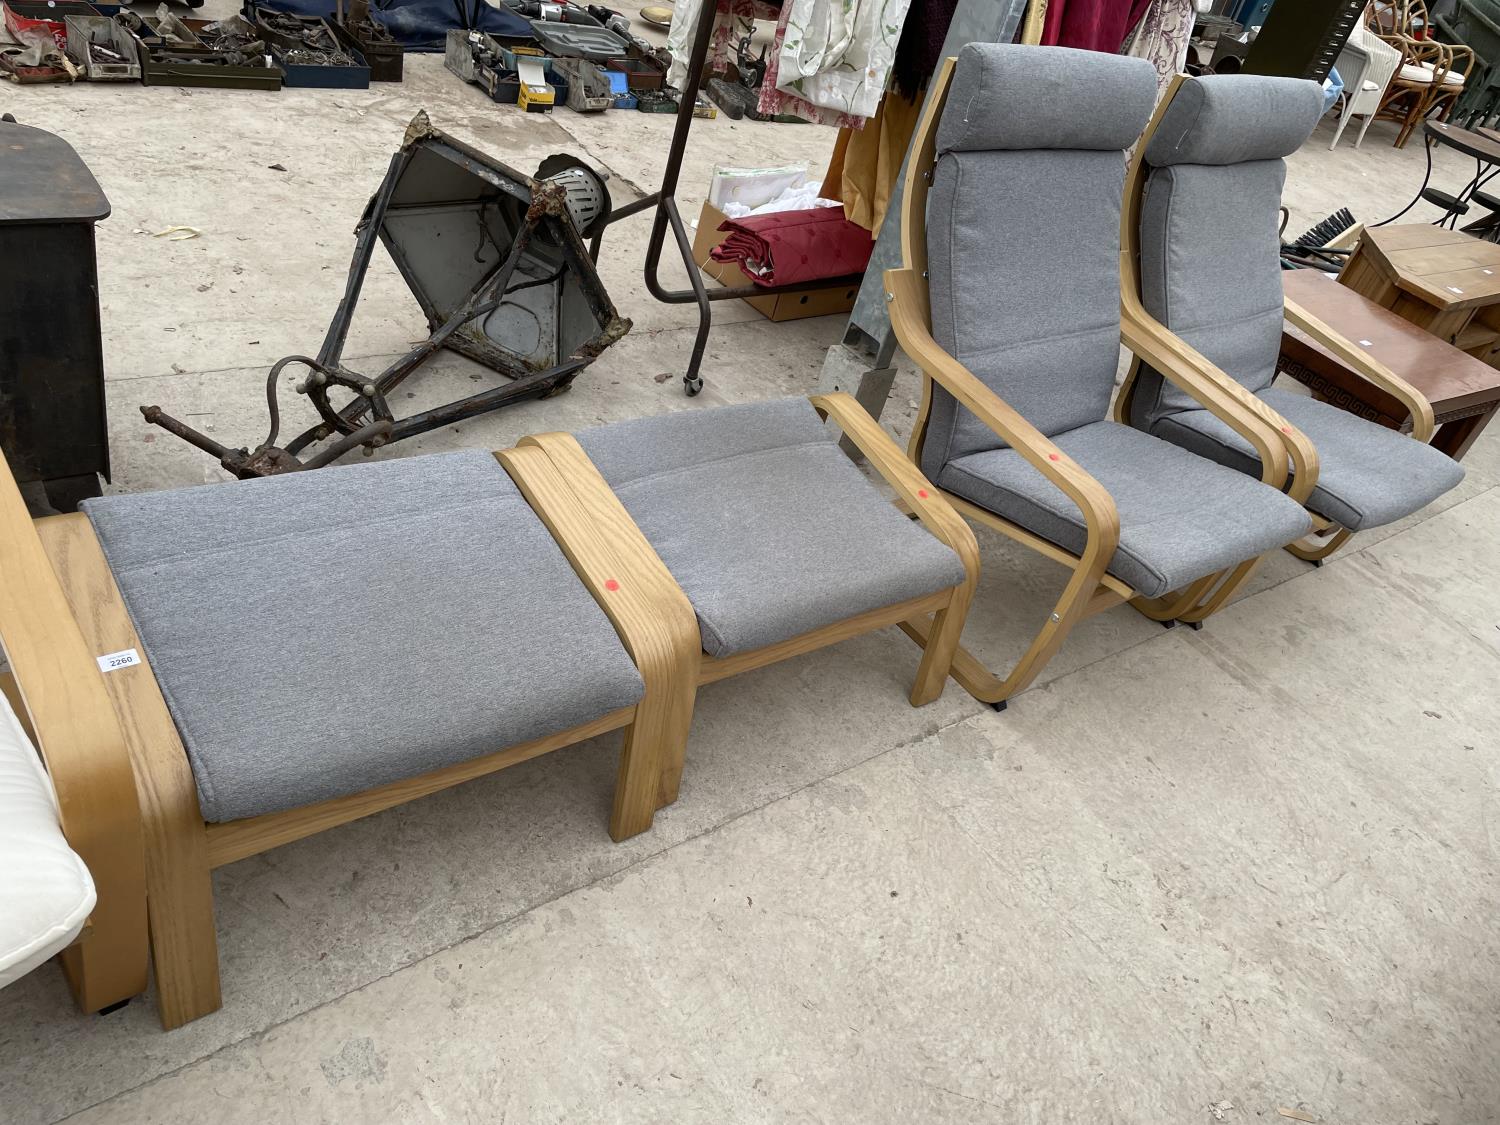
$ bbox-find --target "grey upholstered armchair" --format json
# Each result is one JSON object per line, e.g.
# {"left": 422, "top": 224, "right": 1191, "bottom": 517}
{"left": 1118, "top": 74, "right": 1466, "bottom": 563}
{"left": 886, "top": 44, "right": 1316, "bottom": 711}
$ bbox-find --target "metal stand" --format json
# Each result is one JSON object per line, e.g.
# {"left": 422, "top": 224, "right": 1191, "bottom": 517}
{"left": 816, "top": 0, "right": 1031, "bottom": 424}
{"left": 592, "top": 0, "right": 856, "bottom": 396}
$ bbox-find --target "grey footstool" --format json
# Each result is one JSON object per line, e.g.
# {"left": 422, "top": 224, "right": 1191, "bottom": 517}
{"left": 514, "top": 393, "right": 980, "bottom": 806}
{"left": 58, "top": 448, "right": 694, "bottom": 1028}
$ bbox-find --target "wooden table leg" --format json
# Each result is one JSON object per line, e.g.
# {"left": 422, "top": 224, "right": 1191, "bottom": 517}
{"left": 1432, "top": 403, "right": 1498, "bottom": 460}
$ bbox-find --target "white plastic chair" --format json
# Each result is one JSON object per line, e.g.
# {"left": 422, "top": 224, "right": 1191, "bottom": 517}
{"left": 1331, "top": 18, "right": 1405, "bottom": 147}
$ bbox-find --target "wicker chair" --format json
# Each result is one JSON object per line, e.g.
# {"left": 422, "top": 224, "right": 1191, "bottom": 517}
{"left": 1373, "top": 0, "right": 1477, "bottom": 146}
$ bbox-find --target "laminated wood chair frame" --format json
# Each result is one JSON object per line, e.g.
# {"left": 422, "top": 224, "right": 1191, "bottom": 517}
{"left": 513, "top": 392, "right": 979, "bottom": 809}
{"left": 0, "top": 444, "right": 697, "bottom": 1030}
{"left": 1115, "top": 74, "right": 1440, "bottom": 565}
{"left": 886, "top": 54, "right": 1312, "bottom": 710}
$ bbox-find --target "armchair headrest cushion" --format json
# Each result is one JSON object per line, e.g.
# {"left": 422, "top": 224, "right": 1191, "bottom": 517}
{"left": 936, "top": 43, "right": 1158, "bottom": 155}
{"left": 1144, "top": 74, "right": 1324, "bottom": 166}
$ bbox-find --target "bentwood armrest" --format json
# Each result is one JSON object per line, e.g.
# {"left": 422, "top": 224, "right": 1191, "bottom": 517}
{"left": 0, "top": 450, "right": 149, "bottom": 1011}
{"left": 810, "top": 391, "right": 981, "bottom": 588}
{"left": 496, "top": 444, "right": 700, "bottom": 825}
{"left": 885, "top": 267, "right": 1123, "bottom": 557}
{"left": 1120, "top": 298, "right": 1322, "bottom": 505}
{"left": 1284, "top": 296, "right": 1438, "bottom": 441}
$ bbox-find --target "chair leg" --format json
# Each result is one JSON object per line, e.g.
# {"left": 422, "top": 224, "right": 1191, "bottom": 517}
{"left": 1286, "top": 526, "right": 1354, "bottom": 563}
{"left": 1129, "top": 573, "right": 1218, "bottom": 623}
{"left": 1330, "top": 102, "right": 1353, "bottom": 149}
{"left": 144, "top": 817, "right": 222, "bottom": 1030}
{"left": 908, "top": 576, "right": 976, "bottom": 707}
{"left": 1176, "top": 557, "right": 1262, "bottom": 624}
{"left": 1356, "top": 113, "right": 1376, "bottom": 148}
{"left": 612, "top": 637, "right": 698, "bottom": 835}
{"left": 901, "top": 565, "right": 1104, "bottom": 710}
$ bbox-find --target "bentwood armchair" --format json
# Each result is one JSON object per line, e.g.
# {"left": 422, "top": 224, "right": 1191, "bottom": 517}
{"left": 1118, "top": 73, "right": 1465, "bottom": 563}
{"left": 885, "top": 44, "right": 1314, "bottom": 711}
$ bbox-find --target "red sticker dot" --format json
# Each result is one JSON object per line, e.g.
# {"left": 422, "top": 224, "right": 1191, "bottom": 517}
{"left": 1049, "top": 453, "right": 1060, "bottom": 461}
{"left": 917, "top": 489, "right": 929, "bottom": 499}
{"left": 1280, "top": 426, "right": 1292, "bottom": 435}
{"left": 604, "top": 579, "right": 620, "bottom": 592}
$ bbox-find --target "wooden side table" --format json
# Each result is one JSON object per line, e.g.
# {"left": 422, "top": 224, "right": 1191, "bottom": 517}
{"left": 1279, "top": 269, "right": 1500, "bottom": 460}
{"left": 1338, "top": 224, "right": 1500, "bottom": 360}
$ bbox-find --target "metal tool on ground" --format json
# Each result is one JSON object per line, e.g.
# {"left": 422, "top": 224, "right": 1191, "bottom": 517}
{"left": 143, "top": 113, "right": 628, "bottom": 478}
{"left": 554, "top": 57, "right": 611, "bottom": 111}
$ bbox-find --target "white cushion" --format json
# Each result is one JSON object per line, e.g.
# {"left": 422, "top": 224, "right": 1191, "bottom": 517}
{"left": 1362, "top": 79, "right": 1382, "bottom": 92}
{"left": 0, "top": 690, "right": 95, "bottom": 989}
{"left": 1400, "top": 61, "right": 1464, "bottom": 87}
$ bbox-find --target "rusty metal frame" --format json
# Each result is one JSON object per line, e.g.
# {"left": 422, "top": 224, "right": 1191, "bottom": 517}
{"left": 144, "top": 113, "right": 629, "bottom": 478}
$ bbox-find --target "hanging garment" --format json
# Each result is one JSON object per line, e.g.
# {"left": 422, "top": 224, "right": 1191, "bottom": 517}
{"left": 1121, "top": 0, "right": 1195, "bottom": 98}
{"left": 890, "top": 0, "right": 961, "bottom": 99}
{"left": 835, "top": 87, "right": 923, "bottom": 230}
{"left": 709, "top": 207, "right": 874, "bottom": 285}
{"left": 758, "top": 0, "right": 870, "bottom": 127}
{"left": 1042, "top": 0, "right": 1151, "bottom": 53}
{"left": 666, "top": 0, "right": 781, "bottom": 91}
{"left": 772, "top": 0, "right": 915, "bottom": 119}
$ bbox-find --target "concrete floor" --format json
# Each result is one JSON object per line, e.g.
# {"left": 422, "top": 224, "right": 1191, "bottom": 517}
{"left": 2, "top": 12, "right": 1499, "bottom": 1122}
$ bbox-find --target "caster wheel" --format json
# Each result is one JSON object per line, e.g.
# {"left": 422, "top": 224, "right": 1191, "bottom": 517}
{"left": 683, "top": 376, "right": 703, "bottom": 397}
{"left": 991, "top": 699, "right": 1008, "bottom": 712}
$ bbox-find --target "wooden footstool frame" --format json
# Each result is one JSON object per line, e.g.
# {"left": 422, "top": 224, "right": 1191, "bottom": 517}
{"left": 511, "top": 392, "right": 980, "bottom": 809}
{"left": 0, "top": 445, "right": 698, "bottom": 1030}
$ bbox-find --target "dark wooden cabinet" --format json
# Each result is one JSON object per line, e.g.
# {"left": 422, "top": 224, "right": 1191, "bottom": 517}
{"left": 0, "top": 117, "right": 111, "bottom": 511}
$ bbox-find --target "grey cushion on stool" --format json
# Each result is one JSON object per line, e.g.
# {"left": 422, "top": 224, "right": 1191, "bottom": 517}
{"left": 82, "top": 452, "right": 644, "bottom": 824}
{"left": 939, "top": 422, "right": 1314, "bottom": 598}
{"left": 575, "top": 398, "right": 968, "bottom": 659}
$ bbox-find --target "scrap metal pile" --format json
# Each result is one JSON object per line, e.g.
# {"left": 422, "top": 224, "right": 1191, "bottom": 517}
{"left": 144, "top": 113, "right": 630, "bottom": 477}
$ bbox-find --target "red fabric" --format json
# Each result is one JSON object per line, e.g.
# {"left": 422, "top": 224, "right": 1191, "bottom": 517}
{"left": 1041, "top": 0, "right": 1148, "bottom": 52}
{"left": 709, "top": 208, "right": 874, "bottom": 287}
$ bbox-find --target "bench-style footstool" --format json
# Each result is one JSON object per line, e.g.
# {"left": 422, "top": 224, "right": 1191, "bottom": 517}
{"left": 7, "top": 449, "right": 695, "bottom": 1029}
{"left": 513, "top": 393, "right": 979, "bottom": 807}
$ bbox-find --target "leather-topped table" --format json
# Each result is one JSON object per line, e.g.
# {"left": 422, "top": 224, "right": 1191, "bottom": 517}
{"left": 1278, "top": 268, "right": 1500, "bottom": 460}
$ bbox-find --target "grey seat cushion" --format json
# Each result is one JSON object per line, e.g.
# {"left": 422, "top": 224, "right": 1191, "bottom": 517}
{"left": 920, "top": 43, "right": 1158, "bottom": 479}
{"left": 82, "top": 452, "right": 644, "bottom": 824}
{"left": 575, "top": 398, "right": 968, "bottom": 659}
{"left": 937, "top": 421, "right": 1313, "bottom": 598}
{"left": 1151, "top": 388, "right": 1466, "bottom": 531}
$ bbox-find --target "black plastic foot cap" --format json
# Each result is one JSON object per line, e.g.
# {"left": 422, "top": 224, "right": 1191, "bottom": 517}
{"left": 992, "top": 699, "right": 1008, "bottom": 712}
{"left": 98, "top": 998, "right": 131, "bottom": 1016}
{"left": 1161, "top": 618, "right": 1178, "bottom": 629}
{"left": 1187, "top": 620, "right": 1204, "bottom": 631}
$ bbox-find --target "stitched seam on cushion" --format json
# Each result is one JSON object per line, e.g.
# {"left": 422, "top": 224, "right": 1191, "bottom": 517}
{"left": 1173, "top": 302, "right": 1285, "bottom": 338}
{"left": 942, "top": 458, "right": 1170, "bottom": 593}
{"left": 958, "top": 318, "right": 1119, "bottom": 365}
{"left": 94, "top": 493, "right": 522, "bottom": 577}
{"left": 605, "top": 435, "right": 833, "bottom": 494}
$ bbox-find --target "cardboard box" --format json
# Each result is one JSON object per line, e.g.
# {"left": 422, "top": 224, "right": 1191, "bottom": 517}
{"left": 691, "top": 202, "right": 860, "bottom": 323}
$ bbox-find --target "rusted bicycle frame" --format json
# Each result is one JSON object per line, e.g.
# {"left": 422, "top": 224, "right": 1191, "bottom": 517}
{"left": 144, "top": 112, "right": 629, "bottom": 478}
